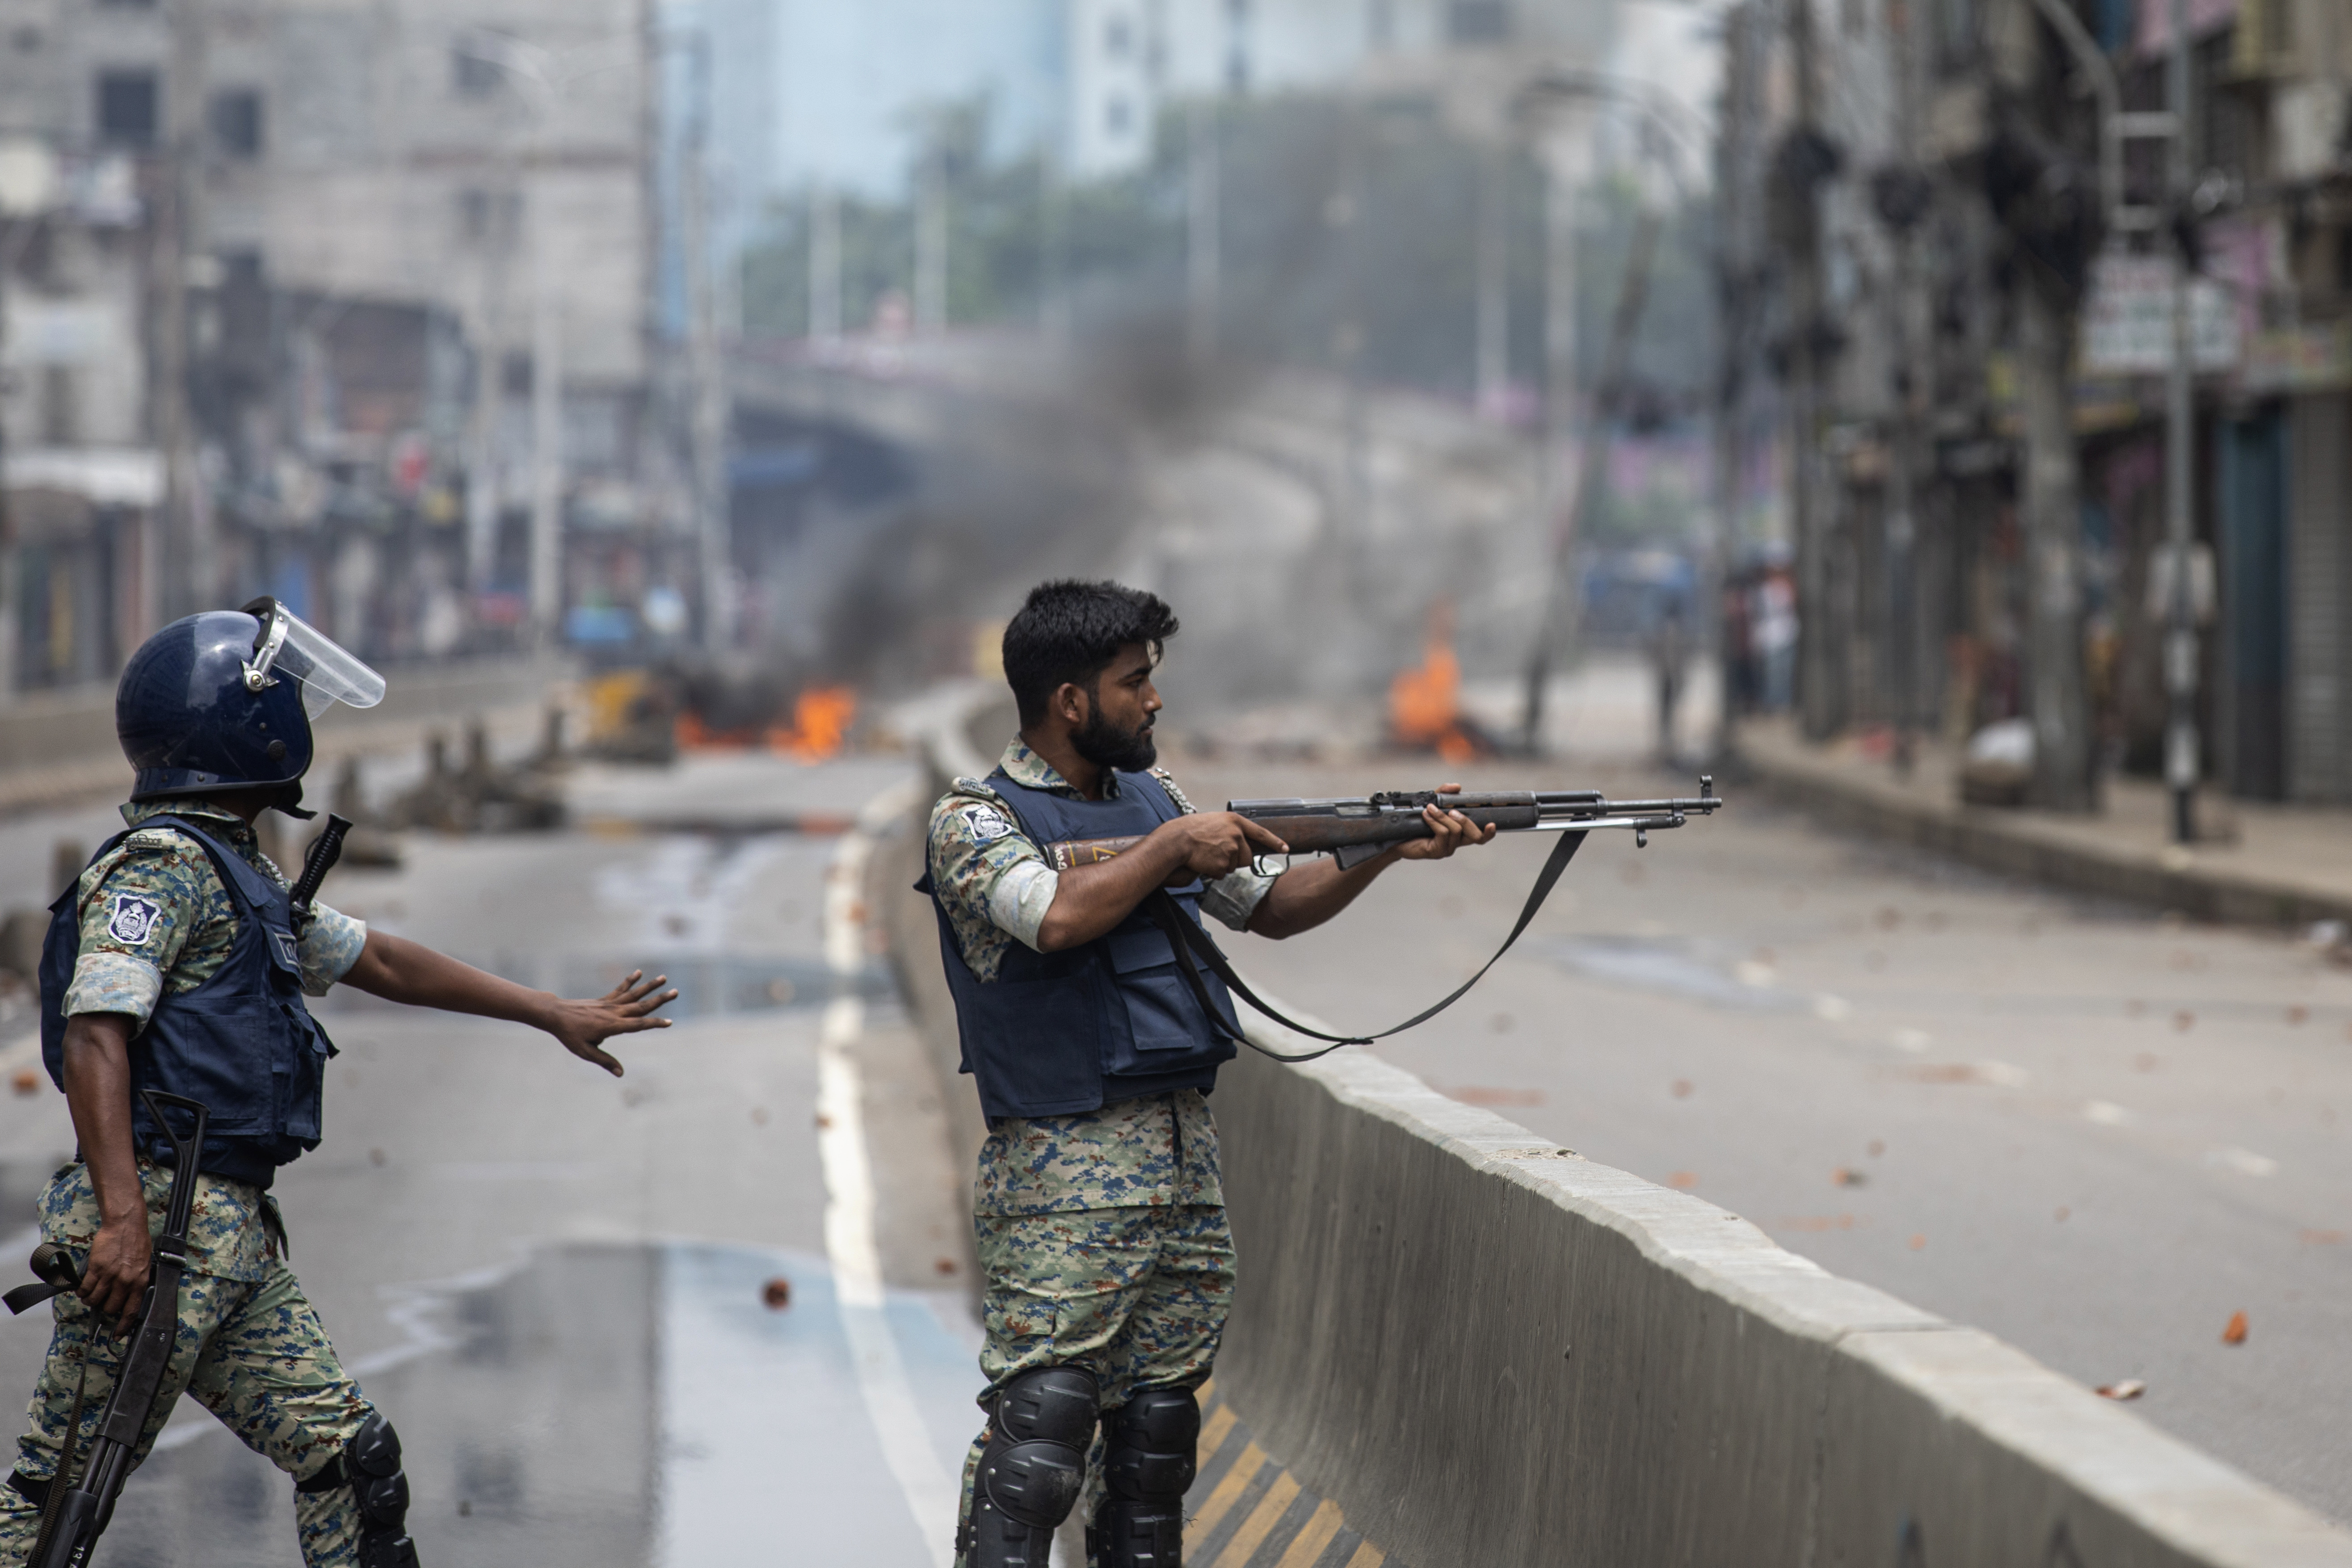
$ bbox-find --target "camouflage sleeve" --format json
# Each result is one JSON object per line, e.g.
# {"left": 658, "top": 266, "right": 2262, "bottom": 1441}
{"left": 298, "top": 903, "right": 368, "bottom": 996}
{"left": 927, "top": 783, "right": 1055, "bottom": 980}
{"left": 59, "top": 836, "right": 207, "bottom": 1022}
{"left": 1151, "top": 768, "right": 1272, "bottom": 931}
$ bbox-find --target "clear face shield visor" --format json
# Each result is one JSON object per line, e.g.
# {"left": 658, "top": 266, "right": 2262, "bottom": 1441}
{"left": 239, "top": 598, "right": 387, "bottom": 719}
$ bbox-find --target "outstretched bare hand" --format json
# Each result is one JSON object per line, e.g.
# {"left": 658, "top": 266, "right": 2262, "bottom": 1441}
{"left": 542, "top": 970, "right": 677, "bottom": 1076}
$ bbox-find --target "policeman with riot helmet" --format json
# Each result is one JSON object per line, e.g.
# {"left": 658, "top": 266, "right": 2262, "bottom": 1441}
{"left": 0, "top": 601, "right": 675, "bottom": 1568}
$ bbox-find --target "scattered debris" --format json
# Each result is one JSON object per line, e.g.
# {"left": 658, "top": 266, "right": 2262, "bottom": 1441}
{"left": 1667, "top": 1171, "right": 1699, "bottom": 1190}
{"left": 750, "top": 1106, "right": 771, "bottom": 1126}
{"left": 2205, "top": 1146, "right": 2278, "bottom": 1178}
{"left": 934, "top": 1257, "right": 959, "bottom": 1277}
{"left": 2286, "top": 1005, "right": 2309, "bottom": 1026}
{"left": 2299, "top": 1230, "right": 2344, "bottom": 1245}
{"left": 11, "top": 1068, "right": 38, "bottom": 1096}
{"left": 761, "top": 1277, "right": 793, "bottom": 1310}
{"left": 1867, "top": 1140, "right": 1885, "bottom": 1157}
{"left": 1488, "top": 1012, "right": 1515, "bottom": 1034}
{"left": 2054, "top": 1206, "right": 2070, "bottom": 1222}
{"left": 1908, "top": 1234, "right": 1926, "bottom": 1250}
{"left": 327, "top": 757, "right": 403, "bottom": 869}
{"left": 1958, "top": 719, "right": 2032, "bottom": 807}
{"left": 1671, "top": 1079, "right": 1694, "bottom": 1099}
{"left": 391, "top": 719, "right": 566, "bottom": 834}
{"left": 369, "top": 1148, "right": 387, "bottom": 1167}
{"left": 2095, "top": 1379, "right": 2146, "bottom": 1401}
{"left": 1832, "top": 1166, "right": 1866, "bottom": 1187}
{"left": 2221, "top": 1311, "right": 2248, "bottom": 1345}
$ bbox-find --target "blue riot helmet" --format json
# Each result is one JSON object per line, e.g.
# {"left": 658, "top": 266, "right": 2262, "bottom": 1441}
{"left": 117, "top": 597, "right": 387, "bottom": 811}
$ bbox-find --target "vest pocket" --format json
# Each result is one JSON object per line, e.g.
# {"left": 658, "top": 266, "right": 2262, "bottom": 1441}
{"left": 969, "top": 974, "right": 1102, "bottom": 1115}
{"left": 137, "top": 1000, "right": 279, "bottom": 1133}
{"left": 1103, "top": 928, "right": 1228, "bottom": 1057}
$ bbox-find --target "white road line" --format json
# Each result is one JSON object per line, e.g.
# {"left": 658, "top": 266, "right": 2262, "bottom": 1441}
{"left": 819, "top": 791, "right": 957, "bottom": 1566}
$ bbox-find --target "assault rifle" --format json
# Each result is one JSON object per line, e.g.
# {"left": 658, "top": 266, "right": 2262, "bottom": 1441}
{"left": 1043, "top": 778, "right": 1724, "bottom": 1061}
{"left": 4, "top": 1091, "right": 209, "bottom": 1568}
{"left": 1045, "top": 778, "right": 1722, "bottom": 872}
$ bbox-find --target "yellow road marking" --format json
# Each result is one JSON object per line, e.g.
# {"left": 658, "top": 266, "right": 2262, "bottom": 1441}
{"left": 1216, "top": 1472, "right": 1302, "bottom": 1568}
{"left": 1197, "top": 1404, "right": 1238, "bottom": 1463}
{"left": 1187, "top": 1442, "right": 1265, "bottom": 1541}
{"left": 1344, "top": 1543, "right": 1386, "bottom": 1568}
{"left": 1275, "top": 1498, "right": 1347, "bottom": 1568}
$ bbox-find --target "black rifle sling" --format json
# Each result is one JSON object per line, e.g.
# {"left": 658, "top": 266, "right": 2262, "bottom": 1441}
{"left": 1146, "top": 828, "right": 1590, "bottom": 1063}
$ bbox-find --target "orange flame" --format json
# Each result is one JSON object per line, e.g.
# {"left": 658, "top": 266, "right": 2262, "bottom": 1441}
{"left": 1388, "top": 603, "right": 1483, "bottom": 763}
{"left": 768, "top": 687, "right": 857, "bottom": 761}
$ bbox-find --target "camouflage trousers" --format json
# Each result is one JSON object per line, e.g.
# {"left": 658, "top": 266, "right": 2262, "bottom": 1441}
{"left": 0, "top": 1177, "right": 374, "bottom": 1566}
{"left": 955, "top": 1202, "right": 1236, "bottom": 1567}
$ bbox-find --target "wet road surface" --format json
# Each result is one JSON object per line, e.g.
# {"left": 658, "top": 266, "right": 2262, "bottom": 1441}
{"left": 1172, "top": 747, "right": 2352, "bottom": 1526}
{"left": 0, "top": 752, "right": 984, "bottom": 1566}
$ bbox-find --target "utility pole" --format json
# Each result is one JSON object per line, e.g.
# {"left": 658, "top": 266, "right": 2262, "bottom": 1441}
{"left": 1519, "top": 135, "right": 1582, "bottom": 751}
{"left": 1523, "top": 202, "right": 1662, "bottom": 753}
{"left": 2162, "top": 0, "right": 2199, "bottom": 841}
{"left": 155, "top": 0, "right": 209, "bottom": 622}
{"left": 1187, "top": 98, "right": 1221, "bottom": 368}
{"left": 1782, "top": 0, "right": 1841, "bottom": 742}
{"left": 1475, "top": 139, "right": 1510, "bottom": 418}
{"left": 808, "top": 182, "right": 841, "bottom": 341}
{"left": 1040, "top": 148, "right": 1069, "bottom": 345}
{"left": 915, "top": 140, "right": 947, "bottom": 336}
{"left": 527, "top": 205, "right": 564, "bottom": 640}
{"left": 1711, "top": 4, "right": 1763, "bottom": 765}
{"left": 682, "top": 34, "right": 731, "bottom": 652}
{"left": 1877, "top": 0, "right": 1932, "bottom": 776}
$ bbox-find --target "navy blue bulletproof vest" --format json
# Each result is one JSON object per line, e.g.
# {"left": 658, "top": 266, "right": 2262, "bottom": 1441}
{"left": 39, "top": 815, "right": 337, "bottom": 1189}
{"left": 921, "top": 769, "right": 1240, "bottom": 1121}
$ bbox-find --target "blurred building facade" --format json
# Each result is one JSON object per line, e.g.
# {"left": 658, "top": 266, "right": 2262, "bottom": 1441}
{"left": 1732, "top": 0, "right": 2352, "bottom": 805}
{"left": 0, "top": 0, "right": 687, "bottom": 695}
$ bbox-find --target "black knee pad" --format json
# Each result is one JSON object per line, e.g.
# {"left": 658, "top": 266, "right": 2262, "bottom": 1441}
{"left": 298, "top": 1411, "right": 419, "bottom": 1568}
{"left": 1101, "top": 1386, "right": 1198, "bottom": 1502}
{"left": 964, "top": 1365, "right": 1098, "bottom": 1568}
{"left": 1093, "top": 1387, "right": 1197, "bottom": 1568}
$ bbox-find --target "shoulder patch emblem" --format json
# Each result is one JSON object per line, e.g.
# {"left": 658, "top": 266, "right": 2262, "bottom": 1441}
{"left": 106, "top": 894, "right": 164, "bottom": 946}
{"left": 962, "top": 804, "right": 1016, "bottom": 843}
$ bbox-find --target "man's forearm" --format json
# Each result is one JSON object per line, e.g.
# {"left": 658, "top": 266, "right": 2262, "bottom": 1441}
{"left": 340, "top": 932, "right": 555, "bottom": 1027}
{"left": 61, "top": 1016, "right": 146, "bottom": 1227}
{"left": 1244, "top": 851, "right": 1397, "bottom": 940}
{"left": 1035, "top": 836, "right": 1194, "bottom": 951}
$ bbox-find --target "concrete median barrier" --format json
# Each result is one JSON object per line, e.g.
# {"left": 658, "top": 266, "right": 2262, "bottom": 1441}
{"left": 892, "top": 683, "right": 2352, "bottom": 1568}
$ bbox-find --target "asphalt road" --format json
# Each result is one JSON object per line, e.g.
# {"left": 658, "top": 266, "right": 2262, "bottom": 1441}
{"left": 0, "top": 751, "right": 980, "bottom": 1568}
{"left": 1166, "top": 743, "right": 2352, "bottom": 1526}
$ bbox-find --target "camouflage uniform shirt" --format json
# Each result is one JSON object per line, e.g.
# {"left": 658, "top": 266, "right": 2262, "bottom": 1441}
{"left": 61, "top": 799, "right": 368, "bottom": 1026}
{"left": 927, "top": 738, "right": 1264, "bottom": 1214}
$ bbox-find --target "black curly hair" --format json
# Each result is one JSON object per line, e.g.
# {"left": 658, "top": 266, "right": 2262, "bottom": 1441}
{"left": 1001, "top": 580, "right": 1180, "bottom": 725}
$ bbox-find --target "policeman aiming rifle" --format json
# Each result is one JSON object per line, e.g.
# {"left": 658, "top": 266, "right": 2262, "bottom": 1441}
{"left": 0, "top": 600, "right": 676, "bottom": 1568}
{"left": 923, "top": 580, "right": 1721, "bottom": 1568}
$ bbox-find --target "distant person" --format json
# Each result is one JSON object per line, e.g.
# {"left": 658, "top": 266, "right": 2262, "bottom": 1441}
{"left": 0, "top": 601, "right": 674, "bottom": 1568}
{"left": 922, "top": 580, "right": 1494, "bottom": 1568}
{"left": 1649, "top": 595, "right": 1690, "bottom": 761}
{"left": 1754, "top": 567, "right": 1798, "bottom": 711}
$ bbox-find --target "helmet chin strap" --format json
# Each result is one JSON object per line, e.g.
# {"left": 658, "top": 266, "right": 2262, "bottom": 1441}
{"left": 269, "top": 783, "right": 318, "bottom": 821}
